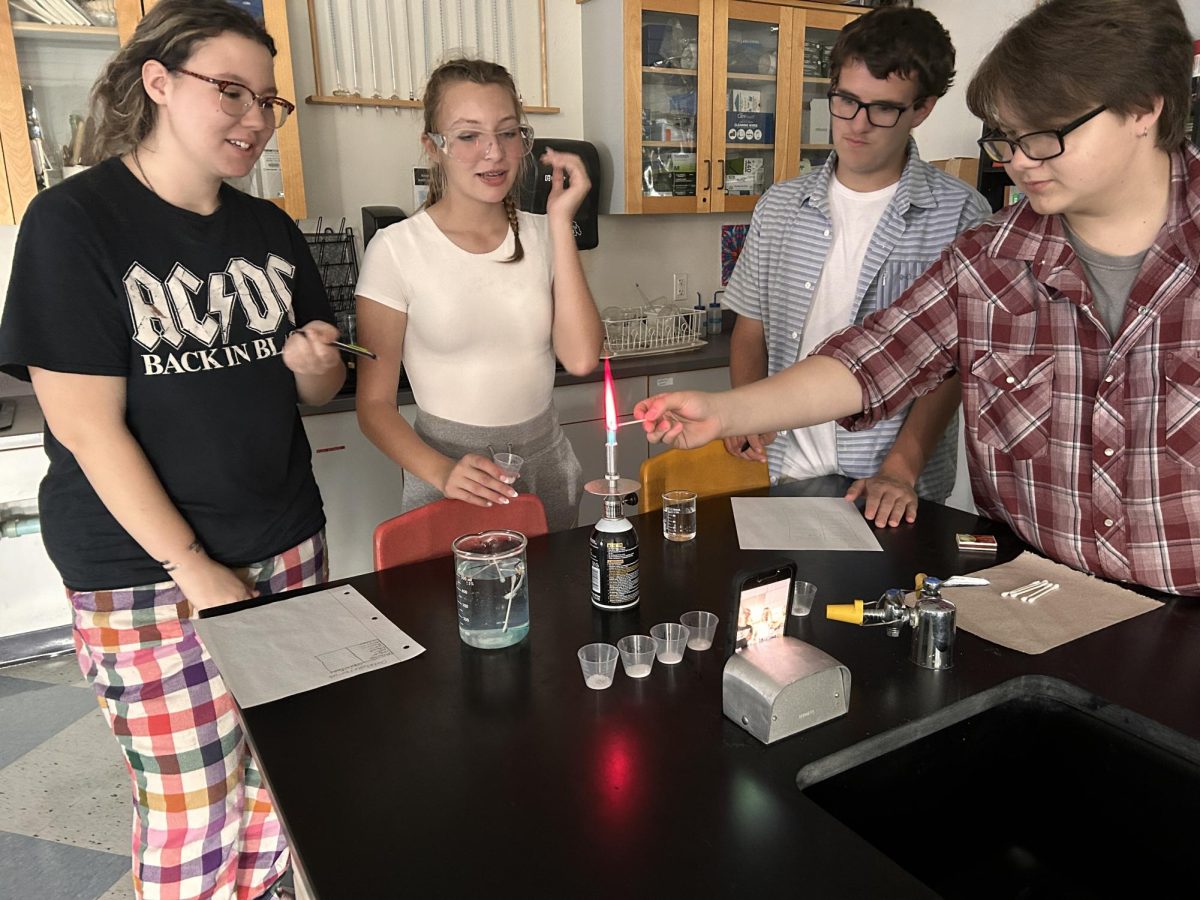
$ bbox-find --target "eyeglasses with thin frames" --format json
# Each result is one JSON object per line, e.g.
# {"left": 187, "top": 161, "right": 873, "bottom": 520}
{"left": 171, "top": 67, "right": 295, "bottom": 129}
{"left": 426, "top": 125, "right": 535, "bottom": 163}
{"left": 978, "top": 105, "right": 1107, "bottom": 163}
{"left": 826, "top": 90, "right": 916, "bottom": 129}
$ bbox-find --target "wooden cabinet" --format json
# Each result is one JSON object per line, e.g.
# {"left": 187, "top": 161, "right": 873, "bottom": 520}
{"left": 0, "top": 0, "right": 306, "bottom": 224}
{"left": 581, "top": 0, "right": 861, "bottom": 215}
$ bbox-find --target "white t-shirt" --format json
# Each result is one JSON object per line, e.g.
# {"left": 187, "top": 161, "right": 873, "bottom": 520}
{"left": 355, "top": 209, "right": 557, "bottom": 426}
{"left": 781, "top": 174, "right": 898, "bottom": 481}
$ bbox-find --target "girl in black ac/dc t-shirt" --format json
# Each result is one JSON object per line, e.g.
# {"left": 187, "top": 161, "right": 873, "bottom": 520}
{"left": 5, "top": 157, "right": 338, "bottom": 589}
{"left": 0, "top": 3, "right": 344, "bottom": 899}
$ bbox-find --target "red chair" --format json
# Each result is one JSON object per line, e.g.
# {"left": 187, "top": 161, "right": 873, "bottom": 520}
{"left": 373, "top": 494, "right": 549, "bottom": 570}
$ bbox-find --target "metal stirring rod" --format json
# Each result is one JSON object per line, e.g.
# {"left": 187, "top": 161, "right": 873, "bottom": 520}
{"left": 348, "top": 0, "right": 363, "bottom": 98}
{"left": 327, "top": 0, "right": 348, "bottom": 95}
{"left": 365, "top": 0, "right": 382, "bottom": 99}
{"left": 402, "top": 0, "right": 416, "bottom": 99}
{"left": 384, "top": 0, "right": 401, "bottom": 100}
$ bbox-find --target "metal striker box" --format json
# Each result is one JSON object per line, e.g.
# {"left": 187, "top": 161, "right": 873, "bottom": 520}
{"left": 723, "top": 637, "right": 851, "bottom": 744}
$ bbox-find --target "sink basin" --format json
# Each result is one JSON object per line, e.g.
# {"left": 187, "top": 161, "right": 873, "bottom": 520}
{"left": 797, "top": 677, "right": 1200, "bottom": 898}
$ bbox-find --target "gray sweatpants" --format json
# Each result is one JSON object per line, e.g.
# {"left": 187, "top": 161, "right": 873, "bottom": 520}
{"left": 403, "top": 405, "right": 583, "bottom": 532}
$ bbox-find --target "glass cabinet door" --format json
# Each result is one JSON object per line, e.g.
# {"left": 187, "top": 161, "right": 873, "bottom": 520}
{"left": 797, "top": 24, "right": 839, "bottom": 176}
{"left": 0, "top": 0, "right": 141, "bottom": 223}
{"left": 713, "top": 2, "right": 782, "bottom": 213}
{"left": 790, "top": 9, "right": 859, "bottom": 181}
{"left": 636, "top": 4, "right": 710, "bottom": 213}
{"left": 0, "top": 0, "right": 304, "bottom": 224}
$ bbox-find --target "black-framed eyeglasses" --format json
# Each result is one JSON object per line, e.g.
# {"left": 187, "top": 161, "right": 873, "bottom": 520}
{"left": 171, "top": 67, "right": 295, "bottom": 129}
{"left": 826, "top": 90, "right": 915, "bottom": 128}
{"left": 978, "top": 105, "right": 1107, "bottom": 163}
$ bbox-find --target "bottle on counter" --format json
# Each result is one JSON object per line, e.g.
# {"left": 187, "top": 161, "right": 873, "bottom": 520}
{"left": 707, "top": 290, "right": 724, "bottom": 337}
{"left": 590, "top": 495, "right": 640, "bottom": 610}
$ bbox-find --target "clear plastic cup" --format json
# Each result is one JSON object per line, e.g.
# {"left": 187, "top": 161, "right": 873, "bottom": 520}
{"left": 578, "top": 642, "right": 618, "bottom": 690}
{"left": 492, "top": 451, "right": 524, "bottom": 483}
{"left": 680, "top": 611, "right": 718, "bottom": 651}
{"left": 649, "top": 622, "right": 690, "bottom": 664}
{"left": 617, "top": 634, "right": 656, "bottom": 678}
{"left": 792, "top": 580, "right": 817, "bottom": 616}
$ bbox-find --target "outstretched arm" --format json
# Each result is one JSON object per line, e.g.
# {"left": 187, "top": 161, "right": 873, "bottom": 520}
{"left": 637, "top": 354, "right": 864, "bottom": 448}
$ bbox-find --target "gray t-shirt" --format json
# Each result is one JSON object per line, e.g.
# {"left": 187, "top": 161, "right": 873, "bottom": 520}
{"left": 1065, "top": 225, "right": 1148, "bottom": 338}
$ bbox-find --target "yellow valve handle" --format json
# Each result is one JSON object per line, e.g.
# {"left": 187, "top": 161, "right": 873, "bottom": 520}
{"left": 915, "top": 572, "right": 927, "bottom": 592}
{"left": 826, "top": 599, "right": 866, "bottom": 624}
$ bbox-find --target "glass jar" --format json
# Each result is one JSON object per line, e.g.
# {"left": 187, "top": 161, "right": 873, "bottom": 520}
{"left": 452, "top": 530, "right": 530, "bottom": 649}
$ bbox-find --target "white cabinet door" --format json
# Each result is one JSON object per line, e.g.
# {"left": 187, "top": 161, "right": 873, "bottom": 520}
{"left": 0, "top": 446, "right": 68, "bottom": 639}
{"left": 647, "top": 367, "right": 731, "bottom": 457}
{"left": 303, "top": 411, "right": 407, "bottom": 579}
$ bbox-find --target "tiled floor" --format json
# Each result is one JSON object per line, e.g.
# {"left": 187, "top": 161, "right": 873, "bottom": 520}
{"left": 0, "top": 654, "right": 134, "bottom": 899}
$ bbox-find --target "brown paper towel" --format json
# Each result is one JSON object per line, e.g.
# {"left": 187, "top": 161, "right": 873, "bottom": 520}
{"left": 936, "top": 551, "right": 1163, "bottom": 654}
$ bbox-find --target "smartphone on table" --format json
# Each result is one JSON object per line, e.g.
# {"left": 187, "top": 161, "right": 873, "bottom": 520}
{"left": 728, "top": 560, "right": 797, "bottom": 656}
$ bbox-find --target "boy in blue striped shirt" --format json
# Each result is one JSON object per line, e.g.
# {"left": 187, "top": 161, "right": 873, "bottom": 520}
{"left": 724, "top": 6, "right": 989, "bottom": 526}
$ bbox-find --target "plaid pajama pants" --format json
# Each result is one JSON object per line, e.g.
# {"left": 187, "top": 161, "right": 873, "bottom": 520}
{"left": 69, "top": 531, "right": 328, "bottom": 900}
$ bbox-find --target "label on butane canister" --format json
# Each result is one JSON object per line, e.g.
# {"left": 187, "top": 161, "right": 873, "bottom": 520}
{"left": 590, "top": 525, "right": 639, "bottom": 609}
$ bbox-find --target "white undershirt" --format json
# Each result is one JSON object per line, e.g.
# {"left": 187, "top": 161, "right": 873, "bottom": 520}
{"left": 355, "top": 209, "right": 556, "bottom": 426}
{"left": 781, "top": 173, "right": 898, "bottom": 481}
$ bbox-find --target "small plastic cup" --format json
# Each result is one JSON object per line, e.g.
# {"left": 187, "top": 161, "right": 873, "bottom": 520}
{"left": 492, "top": 451, "right": 524, "bottom": 483}
{"left": 680, "top": 611, "right": 718, "bottom": 651}
{"left": 617, "top": 634, "right": 656, "bottom": 678}
{"left": 578, "top": 642, "right": 618, "bottom": 690}
{"left": 662, "top": 490, "right": 698, "bottom": 541}
{"left": 791, "top": 580, "right": 817, "bottom": 617}
{"left": 650, "top": 622, "right": 690, "bottom": 664}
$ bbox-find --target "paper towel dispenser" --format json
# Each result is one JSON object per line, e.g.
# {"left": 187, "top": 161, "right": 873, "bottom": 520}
{"left": 517, "top": 138, "right": 601, "bottom": 250}
{"left": 362, "top": 206, "right": 408, "bottom": 248}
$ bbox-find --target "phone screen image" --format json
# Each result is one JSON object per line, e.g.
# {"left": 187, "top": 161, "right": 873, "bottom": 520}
{"left": 734, "top": 576, "right": 791, "bottom": 651}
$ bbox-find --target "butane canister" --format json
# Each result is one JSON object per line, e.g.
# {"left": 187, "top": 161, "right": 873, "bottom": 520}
{"left": 590, "top": 495, "right": 639, "bottom": 610}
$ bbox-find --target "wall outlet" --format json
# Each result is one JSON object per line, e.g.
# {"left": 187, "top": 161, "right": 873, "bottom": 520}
{"left": 672, "top": 272, "right": 688, "bottom": 302}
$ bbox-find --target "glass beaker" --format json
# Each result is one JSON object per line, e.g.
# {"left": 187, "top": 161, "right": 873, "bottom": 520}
{"left": 452, "top": 530, "right": 530, "bottom": 649}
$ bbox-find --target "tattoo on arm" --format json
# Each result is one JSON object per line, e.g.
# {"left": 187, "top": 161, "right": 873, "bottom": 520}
{"left": 160, "top": 540, "right": 203, "bottom": 573}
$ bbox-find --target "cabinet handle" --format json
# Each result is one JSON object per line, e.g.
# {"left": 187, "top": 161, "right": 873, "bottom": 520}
{"left": 704, "top": 159, "right": 711, "bottom": 191}
{"left": 717, "top": 159, "right": 725, "bottom": 190}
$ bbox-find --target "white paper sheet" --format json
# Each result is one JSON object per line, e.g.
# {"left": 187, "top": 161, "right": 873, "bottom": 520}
{"left": 731, "top": 497, "right": 883, "bottom": 552}
{"left": 193, "top": 585, "right": 424, "bottom": 708}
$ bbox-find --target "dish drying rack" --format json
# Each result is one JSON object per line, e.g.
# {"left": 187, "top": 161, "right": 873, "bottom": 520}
{"left": 602, "top": 304, "right": 707, "bottom": 359}
{"left": 302, "top": 217, "right": 360, "bottom": 391}
{"left": 301, "top": 217, "right": 358, "bottom": 336}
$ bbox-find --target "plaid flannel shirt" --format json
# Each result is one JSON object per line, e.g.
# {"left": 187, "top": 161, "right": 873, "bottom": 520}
{"left": 818, "top": 145, "right": 1200, "bottom": 596}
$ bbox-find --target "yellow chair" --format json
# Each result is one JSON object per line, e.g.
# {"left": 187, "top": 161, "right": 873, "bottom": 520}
{"left": 638, "top": 440, "right": 770, "bottom": 513}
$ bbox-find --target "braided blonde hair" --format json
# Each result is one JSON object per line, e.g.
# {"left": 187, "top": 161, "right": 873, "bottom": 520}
{"left": 422, "top": 58, "right": 529, "bottom": 263}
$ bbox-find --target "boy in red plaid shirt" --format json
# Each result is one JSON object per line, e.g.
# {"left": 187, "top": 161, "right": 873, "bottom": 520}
{"left": 637, "top": 0, "right": 1200, "bottom": 597}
